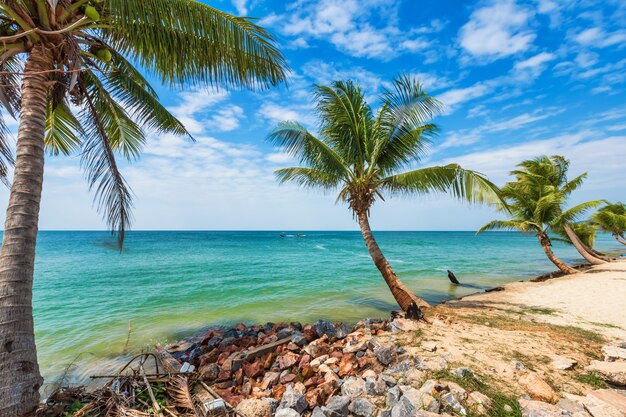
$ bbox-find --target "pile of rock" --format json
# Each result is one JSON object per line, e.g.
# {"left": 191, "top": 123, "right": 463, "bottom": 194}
{"left": 585, "top": 340, "right": 626, "bottom": 386}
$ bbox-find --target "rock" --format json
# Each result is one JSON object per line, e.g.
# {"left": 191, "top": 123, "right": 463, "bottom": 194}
{"left": 323, "top": 395, "right": 350, "bottom": 417}
{"left": 311, "top": 407, "right": 325, "bottom": 417}
{"left": 349, "top": 398, "right": 377, "bottom": 417}
{"left": 275, "top": 408, "right": 300, "bottom": 417}
{"left": 585, "top": 360, "right": 626, "bottom": 385}
{"left": 421, "top": 341, "right": 437, "bottom": 352}
{"left": 390, "top": 318, "right": 420, "bottom": 333}
{"left": 243, "top": 361, "right": 265, "bottom": 378}
{"left": 440, "top": 392, "right": 466, "bottom": 416}
{"left": 314, "top": 320, "right": 336, "bottom": 339}
{"left": 442, "top": 381, "right": 468, "bottom": 400}
{"left": 291, "top": 332, "right": 307, "bottom": 347}
{"left": 374, "top": 344, "right": 396, "bottom": 366}
{"left": 551, "top": 354, "right": 577, "bottom": 371}
{"left": 277, "top": 327, "right": 295, "bottom": 339}
{"left": 556, "top": 398, "right": 586, "bottom": 414}
{"left": 338, "top": 354, "right": 356, "bottom": 377}
{"left": 305, "top": 389, "right": 325, "bottom": 409}
{"left": 279, "top": 386, "right": 307, "bottom": 413}
{"left": 344, "top": 340, "right": 368, "bottom": 353}
{"left": 341, "top": 376, "right": 366, "bottom": 398}
{"left": 381, "top": 373, "right": 397, "bottom": 387}
{"left": 399, "top": 368, "right": 426, "bottom": 387}
{"left": 399, "top": 386, "right": 440, "bottom": 413}
{"left": 335, "top": 323, "right": 351, "bottom": 339}
{"left": 365, "top": 376, "right": 386, "bottom": 396}
{"left": 361, "top": 369, "right": 377, "bottom": 379}
{"left": 588, "top": 389, "right": 626, "bottom": 414}
{"left": 602, "top": 345, "right": 626, "bottom": 362}
{"left": 261, "top": 372, "right": 280, "bottom": 390}
{"left": 518, "top": 398, "right": 563, "bottom": 417}
{"left": 236, "top": 398, "right": 273, "bottom": 417}
{"left": 467, "top": 391, "right": 492, "bottom": 415}
{"left": 199, "top": 363, "right": 220, "bottom": 381}
{"left": 452, "top": 367, "right": 473, "bottom": 378}
{"left": 305, "top": 336, "right": 330, "bottom": 358}
{"left": 277, "top": 352, "right": 299, "bottom": 370}
{"left": 387, "top": 386, "right": 402, "bottom": 408}
{"left": 518, "top": 372, "right": 559, "bottom": 403}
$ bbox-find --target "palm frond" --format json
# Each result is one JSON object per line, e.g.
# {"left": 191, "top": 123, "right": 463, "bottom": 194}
{"left": 45, "top": 100, "right": 81, "bottom": 156}
{"left": 275, "top": 167, "right": 341, "bottom": 190}
{"left": 104, "top": 0, "right": 288, "bottom": 89}
{"left": 477, "top": 219, "right": 538, "bottom": 234}
{"left": 167, "top": 376, "right": 201, "bottom": 415}
{"left": 381, "top": 164, "right": 502, "bottom": 205}
{"left": 553, "top": 200, "right": 606, "bottom": 226}
{"left": 267, "top": 121, "right": 349, "bottom": 179}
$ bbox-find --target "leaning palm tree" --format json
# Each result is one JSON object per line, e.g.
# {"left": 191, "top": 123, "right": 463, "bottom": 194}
{"left": 480, "top": 156, "right": 603, "bottom": 274}
{"left": 591, "top": 203, "right": 626, "bottom": 246}
{"left": 512, "top": 156, "right": 606, "bottom": 265}
{"left": 0, "top": 1, "right": 287, "bottom": 415}
{"left": 554, "top": 222, "right": 608, "bottom": 260}
{"left": 268, "top": 76, "right": 500, "bottom": 311}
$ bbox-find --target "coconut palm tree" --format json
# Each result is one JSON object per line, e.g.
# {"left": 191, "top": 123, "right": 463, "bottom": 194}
{"left": 0, "top": 1, "right": 287, "bottom": 414}
{"left": 512, "top": 156, "right": 606, "bottom": 265}
{"left": 554, "top": 222, "right": 608, "bottom": 260}
{"left": 479, "top": 156, "right": 604, "bottom": 274}
{"left": 591, "top": 203, "right": 626, "bottom": 246}
{"left": 268, "top": 76, "right": 501, "bottom": 311}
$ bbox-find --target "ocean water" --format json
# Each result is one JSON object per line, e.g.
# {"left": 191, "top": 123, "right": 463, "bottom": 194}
{"left": 30, "top": 230, "right": 623, "bottom": 387}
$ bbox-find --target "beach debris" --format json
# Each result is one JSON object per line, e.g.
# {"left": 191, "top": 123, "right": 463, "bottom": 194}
{"left": 447, "top": 270, "right": 460, "bottom": 285}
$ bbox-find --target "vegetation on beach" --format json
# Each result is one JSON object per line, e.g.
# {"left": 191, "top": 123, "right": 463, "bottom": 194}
{"left": 591, "top": 202, "right": 626, "bottom": 246}
{"left": 268, "top": 76, "right": 501, "bottom": 311}
{"left": 0, "top": 1, "right": 287, "bottom": 415}
{"left": 479, "top": 156, "right": 605, "bottom": 274}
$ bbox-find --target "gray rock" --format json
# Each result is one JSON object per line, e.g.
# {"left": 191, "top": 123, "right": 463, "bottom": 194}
{"left": 279, "top": 386, "right": 307, "bottom": 413}
{"left": 378, "top": 408, "right": 392, "bottom": 417}
{"left": 381, "top": 373, "right": 397, "bottom": 387}
{"left": 263, "top": 398, "right": 278, "bottom": 413}
{"left": 323, "top": 395, "right": 350, "bottom": 417}
{"left": 311, "top": 407, "right": 325, "bottom": 417}
{"left": 375, "top": 344, "right": 396, "bottom": 366}
{"left": 277, "top": 327, "right": 295, "bottom": 339}
{"left": 314, "top": 320, "right": 336, "bottom": 338}
{"left": 388, "top": 361, "right": 412, "bottom": 373}
{"left": 349, "top": 398, "right": 377, "bottom": 417}
{"left": 365, "top": 376, "right": 387, "bottom": 396}
{"left": 335, "top": 323, "right": 352, "bottom": 339}
{"left": 452, "top": 367, "right": 473, "bottom": 378}
{"left": 602, "top": 345, "right": 626, "bottom": 362}
{"left": 291, "top": 332, "right": 307, "bottom": 346}
{"left": 341, "top": 376, "right": 366, "bottom": 398}
{"left": 440, "top": 392, "right": 467, "bottom": 416}
{"left": 275, "top": 408, "right": 300, "bottom": 417}
{"left": 386, "top": 386, "right": 402, "bottom": 408}
{"left": 397, "top": 386, "right": 440, "bottom": 413}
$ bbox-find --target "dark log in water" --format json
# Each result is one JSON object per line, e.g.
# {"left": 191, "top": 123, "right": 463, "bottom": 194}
{"left": 447, "top": 270, "right": 460, "bottom": 285}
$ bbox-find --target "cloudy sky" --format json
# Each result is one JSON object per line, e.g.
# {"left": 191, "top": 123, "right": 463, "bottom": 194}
{"left": 2, "top": 0, "right": 625, "bottom": 231}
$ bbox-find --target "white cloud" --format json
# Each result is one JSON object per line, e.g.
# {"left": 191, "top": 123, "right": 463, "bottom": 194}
{"left": 266, "top": 152, "right": 295, "bottom": 164}
{"left": 272, "top": 0, "right": 439, "bottom": 60}
{"left": 258, "top": 103, "right": 313, "bottom": 125}
{"left": 514, "top": 52, "right": 556, "bottom": 70}
{"left": 232, "top": 0, "right": 248, "bottom": 15}
{"left": 573, "top": 27, "right": 626, "bottom": 48}
{"left": 437, "top": 83, "right": 492, "bottom": 111}
{"left": 168, "top": 90, "right": 245, "bottom": 134}
{"left": 459, "top": 0, "right": 536, "bottom": 60}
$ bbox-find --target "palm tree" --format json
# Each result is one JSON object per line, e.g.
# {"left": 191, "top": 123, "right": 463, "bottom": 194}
{"left": 0, "top": 1, "right": 287, "bottom": 415}
{"left": 268, "top": 76, "right": 500, "bottom": 311}
{"left": 591, "top": 203, "right": 626, "bottom": 246}
{"left": 479, "top": 156, "right": 604, "bottom": 274}
{"left": 554, "top": 222, "right": 608, "bottom": 260}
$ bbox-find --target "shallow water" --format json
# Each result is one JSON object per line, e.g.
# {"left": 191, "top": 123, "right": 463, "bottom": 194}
{"left": 30, "top": 230, "right": 623, "bottom": 386}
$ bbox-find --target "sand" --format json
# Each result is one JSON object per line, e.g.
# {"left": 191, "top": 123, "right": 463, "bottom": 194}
{"left": 449, "top": 259, "right": 626, "bottom": 339}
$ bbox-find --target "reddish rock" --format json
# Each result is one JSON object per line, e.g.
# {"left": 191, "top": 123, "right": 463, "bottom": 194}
{"left": 272, "top": 384, "right": 286, "bottom": 401}
{"left": 280, "top": 373, "right": 296, "bottom": 384}
{"left": 217, "top": 368, "right": 231, "bottom": 382}
{"left": 243, "top": 361, "right": 265, "bottom": 378}
{"left": 303, "top": 324, "right": 318, "bottom": 342}
{"left": 299, "top": 354, "right": 311, "bottom": 369}
{"left": 330, "top": 350, "right": 343, "bottom": 359}
{"left": 286, "top": 342, "right": 300, "bottom": 351}
{"left": 318, "top": 380, "right": 336, "bottom": 396}
{"left": 260, "top": 372, "right": 280, "bottom": 390}
{"left": 303, "top": 376, "right": 318, "bottom": 388}
{"left": 301, "top": 366, "right": 316, "bottom": 379}
{"left": 338, "top": 354, "right": 356, "bottom": 377}
{"left": 198, "top": 363, "right": 220, "bottom": 381}
{"left": 262, "top": 353, "right": 274, "bottom": 369}
{"left": 217, "top": 351, "right": 230, "bottom": 365}
{"left": 241, "top": 381, "right": 252, "bottom": 396}
{"left": 235, "top": 323, "right": 247, "bottom": 331}
{"left": 294, "top": 382, "right": 306, "bottom": 394}
{"left": 234, "top": 368, "right": 244, "bottom": 385}
{"left": 305, "top": 388, "right": 325, "bottom": 408}
{"left": 277, "top": 352, "right": 299, "bottom": 370}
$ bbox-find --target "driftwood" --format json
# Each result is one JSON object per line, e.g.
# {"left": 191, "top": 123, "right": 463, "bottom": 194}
{"left": 231, "top": 336, "right": 293, "bottom": 371}
{"left": 447, "top": 270, "right": 460, "bottom": 285}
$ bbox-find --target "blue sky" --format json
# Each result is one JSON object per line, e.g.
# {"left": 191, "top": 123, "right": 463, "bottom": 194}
{"left": 2, "top": 0, "right": 626, "bottom": 231}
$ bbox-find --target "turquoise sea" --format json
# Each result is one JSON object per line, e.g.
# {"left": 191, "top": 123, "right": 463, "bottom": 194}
{"left": 32, "top": 231, "right": 623, "bottom": 388}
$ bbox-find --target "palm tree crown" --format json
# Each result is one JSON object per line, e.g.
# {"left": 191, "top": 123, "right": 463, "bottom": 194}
{"left": 0, "top": 0, "right": 288, "bottom": 245}
{"left": 269, "top": 76, "right": 499, "bottom": 215}
{"left": 479, "top": 155, "right": 604, "bottom": 272}
{"left": 591, "top": 203, "right": 626, "bottom": 240}
{"left": 269, "top": 76, "right": 501, "bottom": 310}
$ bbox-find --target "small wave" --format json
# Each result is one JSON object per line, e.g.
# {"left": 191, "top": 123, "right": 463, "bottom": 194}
{"left": 315, "top": 244, "right": 327, "bottom": 250}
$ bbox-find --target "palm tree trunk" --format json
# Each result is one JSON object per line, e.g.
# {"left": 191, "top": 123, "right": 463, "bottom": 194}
{"left": 538, "top": 234, "right": 577, "bottom": 275}
{"left": 356, "top": 210, "right": 430, "bottom": 310}
{"left": 563, "top": 224, "right": 606, "bottom": 265}
{"left": 613, "top": 233, "right": 626, "bottom": 246}
{"left": 581, "top": 241, "right": 609, "bottom": 260}
{"left": 0, "top": 47, "right": 51, "bottom": 417}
